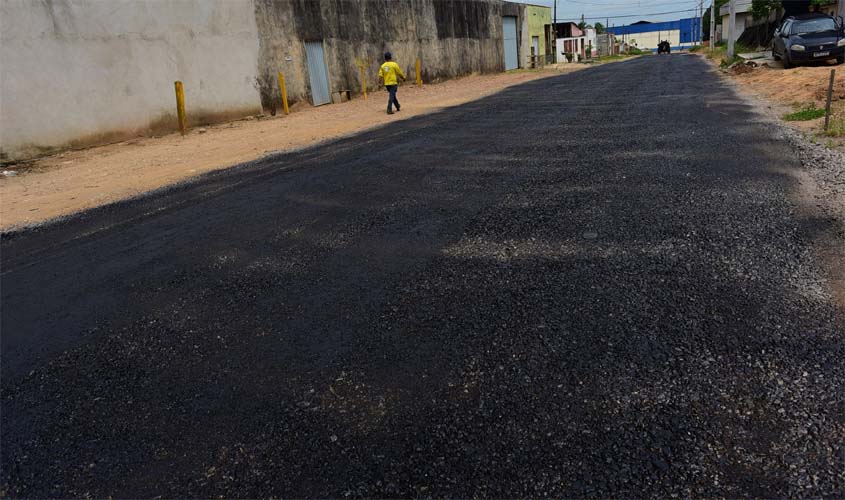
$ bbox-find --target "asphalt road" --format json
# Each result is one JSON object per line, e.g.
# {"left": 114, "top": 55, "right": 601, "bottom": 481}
{"left": 2, "top": 55, "right": 844, "bottom": 497}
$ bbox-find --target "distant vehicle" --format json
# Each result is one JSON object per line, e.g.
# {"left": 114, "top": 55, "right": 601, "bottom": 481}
{"left": 657, "top": 41, "right": 671, "bottom": 54}
{"left": 772, "top": 13, "right": 845, "bottom": 68}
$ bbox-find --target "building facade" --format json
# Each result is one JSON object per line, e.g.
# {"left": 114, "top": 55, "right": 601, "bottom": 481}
{"left": 1, "top": 0, "right": 545, "bottom": 161}
{"left": 607, "top": 17, "right": 703, "bottom": 51}
{"left": 521, "top": 4, "right": 553, "bottom": 67}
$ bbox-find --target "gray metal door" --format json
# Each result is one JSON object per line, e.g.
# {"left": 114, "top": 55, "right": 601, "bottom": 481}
{"left": 503, "top": 16, "right": 518, "bottom": 70}
{"left": 305, "top": 41, "right": 331, "bottom": 106}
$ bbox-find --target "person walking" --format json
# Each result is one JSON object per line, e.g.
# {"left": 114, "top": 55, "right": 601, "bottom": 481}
{"left": 378, "top": 52, "right": 406, "bottom": 115}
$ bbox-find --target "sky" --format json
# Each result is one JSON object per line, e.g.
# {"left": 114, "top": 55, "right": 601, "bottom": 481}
{"left": 513, "top": 0, "right": 709, "bottom": 26}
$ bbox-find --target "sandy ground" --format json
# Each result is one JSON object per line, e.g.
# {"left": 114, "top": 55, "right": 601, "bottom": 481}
{"left": 0, "top": 67, "right": 587, "bottom": 231}
{"left": 726, "top": 60, "right": 845, "bottom": 138}
{"left": 731, "top": 62, "right": 844, "bottom": 104}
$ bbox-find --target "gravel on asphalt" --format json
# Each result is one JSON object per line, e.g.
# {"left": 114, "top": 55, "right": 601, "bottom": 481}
{"left": 1, "top": 54, "right": 843, "bottom": 498}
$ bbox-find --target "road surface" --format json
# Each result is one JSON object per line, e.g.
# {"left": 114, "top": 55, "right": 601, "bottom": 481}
{"left": 2, "top": 55, "right": 843, "bottom": 497}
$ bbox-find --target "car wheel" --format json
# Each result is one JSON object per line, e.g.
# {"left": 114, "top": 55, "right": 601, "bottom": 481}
{"left": 772, "top": 47, "right": 781, "bottom": 60}
{"left": 782, "top": 54, "right": 792, "bottom": 69}
{"left": 837, "top": 54, "right": 844, "bottom": 64}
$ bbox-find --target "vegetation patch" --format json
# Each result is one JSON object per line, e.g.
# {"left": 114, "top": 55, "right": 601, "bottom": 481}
{"left": 822, "top": 114, "right": 845, "bottom": 137}
{"left": 783, "top": 106, "right": 826, "bottom": 121}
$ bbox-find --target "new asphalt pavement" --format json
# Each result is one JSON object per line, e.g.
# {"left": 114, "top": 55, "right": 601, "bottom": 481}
{"left": 2, "top": 54, "right": 843, "bottom": 497}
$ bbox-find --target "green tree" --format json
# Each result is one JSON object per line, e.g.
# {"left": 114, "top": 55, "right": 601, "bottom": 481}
{"left": 578, "top": 14, "right": 591, "bottom": 30}
{"left": 702, "top": 0, "right": 729, "bottom": 40}
{"left": 750, "top": 0, "right": 781, "bottom": 20}
{"left": 594, "top": 22, "right": 606, "bottom": 34}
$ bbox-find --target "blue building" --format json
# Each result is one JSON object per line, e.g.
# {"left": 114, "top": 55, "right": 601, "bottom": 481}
{"left": 607, "top": 18, "right": 702, "bottom": 52}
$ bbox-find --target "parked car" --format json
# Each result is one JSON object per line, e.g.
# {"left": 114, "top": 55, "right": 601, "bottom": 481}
{"left": 657, "top": 41, "right": 671, "bottom": 54}
{"left": 772, "top": 13, "right": 845, "bottom": 68}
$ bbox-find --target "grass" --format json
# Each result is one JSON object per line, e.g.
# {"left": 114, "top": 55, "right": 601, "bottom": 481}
{"left": 783, "top": 106, "right": 826, "bottom": 121}
{"left": 594, "top": 54, "right": 626, "bottom": 62}
{"left": 822, "top": 114, "right": 845, "bottom": 137}
{"left": 701, "top": 42, "right": 754, "bottom": 67}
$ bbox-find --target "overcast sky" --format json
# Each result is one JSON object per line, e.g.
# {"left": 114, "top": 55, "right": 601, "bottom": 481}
{"left": 514, "top": 0, "right": 708, "bottom": 26}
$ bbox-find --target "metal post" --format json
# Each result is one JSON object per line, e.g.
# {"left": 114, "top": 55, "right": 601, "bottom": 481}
{"left": 415, "top": 58, "right": 422, "bottom": 86}
{"left": 824, "top": 69, "right": 836, "bottom": 131}
{"left": 710, "top": 0, "right": 716, "bottom": 50}
{"left": 174, "top": 81, "right": 187, "bottom": 136}
{"left": 277, "top": 72, "right": 290, "bottom": 115}
{"left": 727, "top": 0, "right": 736, "bottom": 58}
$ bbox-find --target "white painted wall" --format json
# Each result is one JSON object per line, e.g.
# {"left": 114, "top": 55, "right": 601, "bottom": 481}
{"left": 0, "top": 0, "right": 262, "bottom": 160}
{"left": 555, "top": 37, "right": 585, "bottom": 61}
{"left": 627, "top": 30, "right": 681, "bottom": 50}
{"left": 583, "top": 28, "right": 597, "bottom": 56}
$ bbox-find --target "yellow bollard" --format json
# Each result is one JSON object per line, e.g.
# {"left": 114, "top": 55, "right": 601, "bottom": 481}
{"left": 415, "top": 58, "right": 422, "bottom": 87}
{"left": 174, "top": 81, "right": 187, "bottom": 136}
{"left": 360, "top": 65, "right": 367, "bottom": 100}
{"left": 277, "top": 72, "right": 290, "bottom": 115}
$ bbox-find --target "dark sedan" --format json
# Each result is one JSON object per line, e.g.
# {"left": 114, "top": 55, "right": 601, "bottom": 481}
{"left": 772, "top": 13, "right": 845, "bottom": 68}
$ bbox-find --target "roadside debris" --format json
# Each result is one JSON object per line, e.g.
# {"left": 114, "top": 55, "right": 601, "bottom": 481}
{"left": 2, "top": 170, "right": 18, "bottom": 177}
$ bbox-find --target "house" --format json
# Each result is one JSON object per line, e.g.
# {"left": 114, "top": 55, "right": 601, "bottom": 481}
{"left": 521, "top": 4, "right": 553, "bottom": 67}
{"left": 554, "top": 22, "right": 587, "bottom": 62}
{"left": 606, "top": 17, "right": 702, "bottom": 51}
{"left": 502, "top": 2, "right": 553, "bottom": 69}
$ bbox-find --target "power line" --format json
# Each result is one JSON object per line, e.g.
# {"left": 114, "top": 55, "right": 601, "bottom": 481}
{"left": 556, "top": 7, "right": 699, "bottom": 21}
{"left": 564, "top": 0, "right": 697, "bottom": 7}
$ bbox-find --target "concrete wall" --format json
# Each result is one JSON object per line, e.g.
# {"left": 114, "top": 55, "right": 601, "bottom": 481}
{"left": 720, "top": 12, "right": 753, "bottom": 43}
{"left": 1, "top": 0, "right": 511, "bottom": 161}
{"left": 253, "top": 0, "right": 507, "bottom": 114}
{"left": 0, "top": 0, "right": 263, "bottom": 161}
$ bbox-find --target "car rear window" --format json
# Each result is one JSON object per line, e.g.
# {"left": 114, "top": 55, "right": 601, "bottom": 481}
{"left": 792, "top": 18, "right": 837, "bottom": 34}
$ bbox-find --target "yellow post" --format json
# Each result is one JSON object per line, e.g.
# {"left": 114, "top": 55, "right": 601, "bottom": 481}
{"left": 359, "top": 65, "right": 367, "bottom": 100}
{"left": 174, "top": 81, "right": 187, "bottom": 136}
{"left": 415, "top": 58, "right": 422, "bottom": 87}
{"left": 277, "top": 72, "right": 290, "bottom": 115}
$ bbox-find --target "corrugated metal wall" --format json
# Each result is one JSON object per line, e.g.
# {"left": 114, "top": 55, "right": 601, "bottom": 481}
{"left": 305, "top": 41, "right": 331, "bottom": 105}
{"left": 503, "top": 16, "right": 518, "bottom": 70}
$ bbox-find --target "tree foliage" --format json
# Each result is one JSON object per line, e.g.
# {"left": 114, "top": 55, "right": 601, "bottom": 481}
{"left": 750, "top": 0, "right": 781, "bottom": 20}
{"left": 701, "top": 0, "right": 729, "bottom": 40}
{"left": 594, "top": 22, "right": 606, "bottom": 34}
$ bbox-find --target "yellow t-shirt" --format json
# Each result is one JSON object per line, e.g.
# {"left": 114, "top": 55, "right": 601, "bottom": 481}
{"left": 379, "top": 61, "right": 406, "bottom": 86}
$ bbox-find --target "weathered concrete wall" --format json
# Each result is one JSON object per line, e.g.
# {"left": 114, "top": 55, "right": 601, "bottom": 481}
{"left": 253, "top": 0, "right": 508, "bottom": 112}
{"left": 1, "top": 0, "right": 263, "bottom": 161}
{"left": 1, "top": 0, "right": 513, "bottom": 161}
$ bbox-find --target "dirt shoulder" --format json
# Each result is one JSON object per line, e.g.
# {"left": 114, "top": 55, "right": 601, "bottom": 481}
{"left": 1, "top": 67, "right": 589, "bottom": 231}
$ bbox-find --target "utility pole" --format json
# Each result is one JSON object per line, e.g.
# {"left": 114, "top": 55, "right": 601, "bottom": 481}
{"left": 710, "top": 0, "right": 716, "bottom": 51}
{"left": 699, "top": 0, "right": 704, "bottom": 45}
{"left": 727, "top": 0, "right": 736, "bottom": 58}
{"left": 553, "top": 0, "right": 557, "bottom": 62}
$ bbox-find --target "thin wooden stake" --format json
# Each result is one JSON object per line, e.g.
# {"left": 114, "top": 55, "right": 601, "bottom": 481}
{"left": 824, "top": 68, "right": 836, "bottom": 132}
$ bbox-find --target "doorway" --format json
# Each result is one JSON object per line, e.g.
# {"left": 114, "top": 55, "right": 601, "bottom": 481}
{"left": 304, "top": 41, "right": 331, "bottom": 106}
